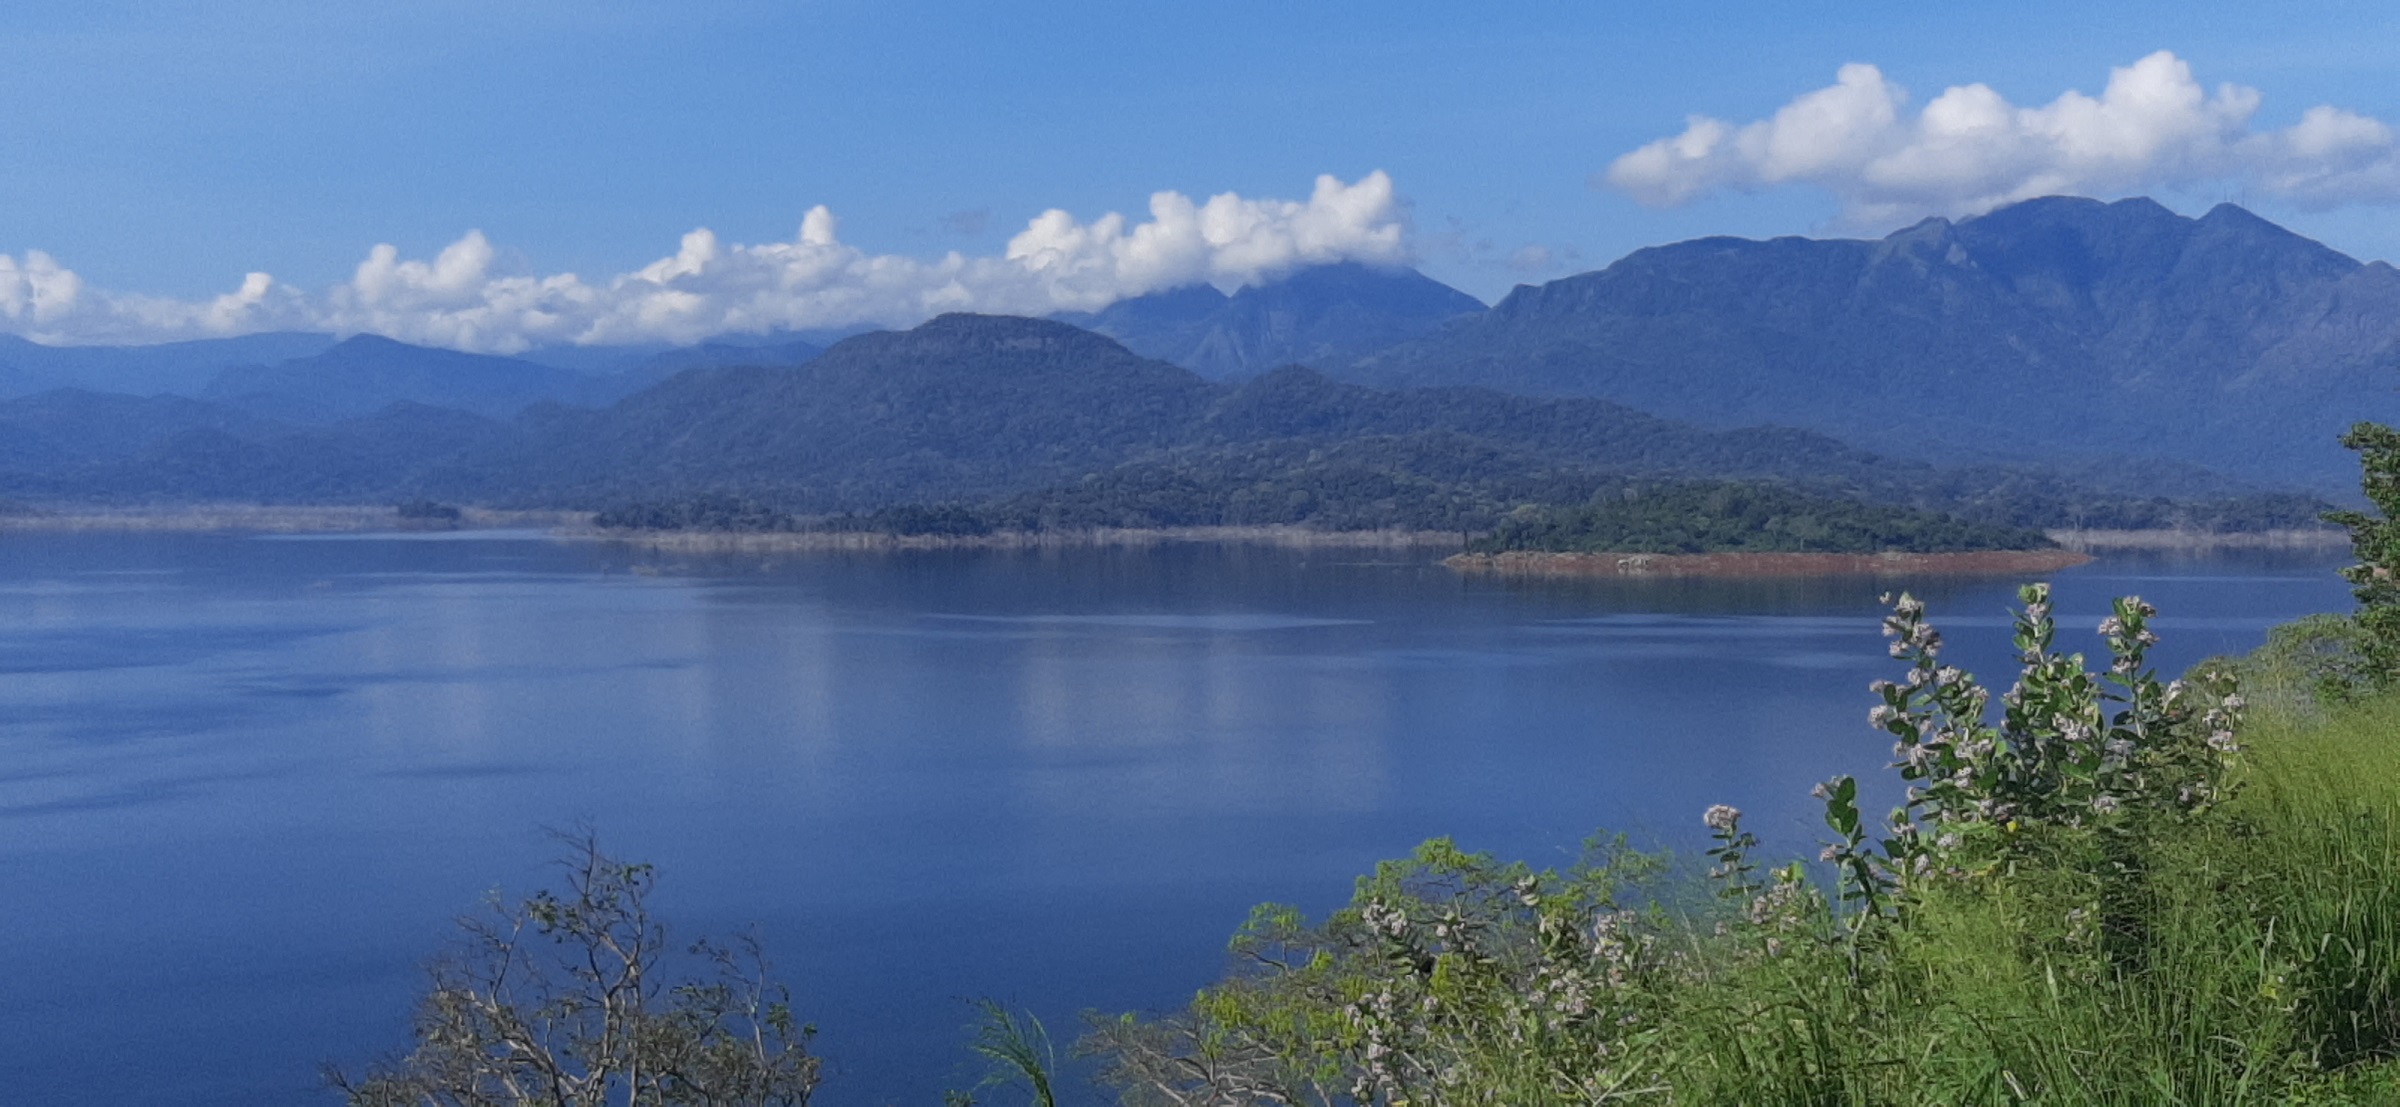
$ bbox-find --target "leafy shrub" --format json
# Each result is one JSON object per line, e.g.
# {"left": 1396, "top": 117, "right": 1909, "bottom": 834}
{"left": 2246, "top": 613, "right": 2376, "bottom": 711}
{"left": 2328, "top": 421, "right": 2400, "bottom": 691}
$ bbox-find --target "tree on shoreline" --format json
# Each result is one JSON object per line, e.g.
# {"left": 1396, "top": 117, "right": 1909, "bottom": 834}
{"left": 329, "top": 833, "right": 821, "bottom": 1107}
{"left": 2328, "top": 421, "right": 2400, "bottom": 689}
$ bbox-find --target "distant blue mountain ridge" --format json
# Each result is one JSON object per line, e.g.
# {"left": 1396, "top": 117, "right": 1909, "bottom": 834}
{"left": 1052, "top": 261, "right": 1488, "bottom": 378}
{"left": 0, "top": 197, "right": 2393, "bottom": 500}
{"left": 1338, "top": 196, "right": 2400, "bottom": 490}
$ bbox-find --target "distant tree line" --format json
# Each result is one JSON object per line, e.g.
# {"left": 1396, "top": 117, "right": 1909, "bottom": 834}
{"left": 589, "top": 433, "right": 2325, "bottom": 552}
{"left": 1462, "top": 481, "right": 2055, "bottom": 555}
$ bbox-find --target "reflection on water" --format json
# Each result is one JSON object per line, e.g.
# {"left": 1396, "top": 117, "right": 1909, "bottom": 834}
{"left": 0, "top": 534, "right": 2354, "bottom": 1105}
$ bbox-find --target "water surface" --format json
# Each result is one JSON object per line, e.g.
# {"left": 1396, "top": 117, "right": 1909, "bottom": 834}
{"left": 0, "top": 534, "right": 2352, "bottom": 1104}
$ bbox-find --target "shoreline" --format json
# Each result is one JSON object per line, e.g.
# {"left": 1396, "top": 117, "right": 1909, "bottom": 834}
{"left": 0, "top": 506, "right": 2347, "bottom": 561}
{"left": 1445, "top": 547, "right": 2095, "bottom": 579}
{"left": 2046, "top": 527, "right": 2348, "bottom": 551}
{"left": 0, "top": 506, "right": 585, "bottom": 533}
{"left": 567, "top": 524, "right": 1472, "bottom": 552}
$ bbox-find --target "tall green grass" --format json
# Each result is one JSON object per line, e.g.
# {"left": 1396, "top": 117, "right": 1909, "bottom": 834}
{"left": 1634, "top": 689, "right": 2400, "bottom": 1105}
{"left": 1094, "top": 647, "right": 2400, "bottom": 1105}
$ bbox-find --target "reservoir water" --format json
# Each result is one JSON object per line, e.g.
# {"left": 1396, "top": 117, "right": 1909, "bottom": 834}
{"left": 0, "top": 532, "right": 2354, "bottom": 1104}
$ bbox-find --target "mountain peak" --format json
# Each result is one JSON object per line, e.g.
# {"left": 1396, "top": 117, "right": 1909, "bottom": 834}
{"left": 331, "top": 333, "right": 409, "bottom": 351}
{"left": 203, "top": 334, "right": 599, "bottom": 422}
{"left": 1062, "top": 262, "right": 1483, "bottom": 378}
{"left": 895, "top": 312, "right": 1142, "bottom": 357}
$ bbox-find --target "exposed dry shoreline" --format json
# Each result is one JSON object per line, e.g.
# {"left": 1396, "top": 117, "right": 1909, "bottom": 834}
{"left": 0, "top": 505, "right": 583, "bottom": 533}
{"left": 1445, "top": 547, "right": 2095, "bottom": 579}
{"left": 2046, "top": 527, "right": 2349, "bottom": 551}
{"left": 567, "top": 524, "right": 1471, "bottom": 552}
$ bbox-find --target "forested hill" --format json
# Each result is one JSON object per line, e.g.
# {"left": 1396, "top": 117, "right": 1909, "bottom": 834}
{"left": 1340, "top": 196, "right": 2400, "bottom": 492}
{"left": 417, "top": 314, "right": 1223, "bottom": 507}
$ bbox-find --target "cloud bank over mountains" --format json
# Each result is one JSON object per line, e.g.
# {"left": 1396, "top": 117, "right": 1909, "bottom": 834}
{"left": 1605, "top": 51, "right": 2400, "bottom": 226}
{"left": 17, "top": 48, "right": 2400, "bottom": 355}
{"left": 0, "top": 172, "right": 1408, "bottom": 352}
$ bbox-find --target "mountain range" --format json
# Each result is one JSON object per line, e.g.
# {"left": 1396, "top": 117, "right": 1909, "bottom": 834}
{"left": 413, "top": 313, "right": 1953, "bottom": 512}
{"left": 0, "top": 331, "right": 339, "bottom": 399}
{"left": 1339, "top": 197, "right": 2400, "bottom": 491}
{"left": 0, "top": 312, "right": 2325, "bottom": 540}
{"left": 0, "top": 195, "right": 2389, "bottom": 518}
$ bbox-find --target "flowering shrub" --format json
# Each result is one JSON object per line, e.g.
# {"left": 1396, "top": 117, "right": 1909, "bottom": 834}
{"left": 1819, "top": 585, "right": 2245, "bottom": 919}
{"left": 1087, "top": 837, "right": 1686, "bottom": 1104}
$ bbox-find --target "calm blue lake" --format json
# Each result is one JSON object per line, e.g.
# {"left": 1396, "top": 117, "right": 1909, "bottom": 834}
{"left": 0, "top": 533, "right": 2354, "bottom": 1104}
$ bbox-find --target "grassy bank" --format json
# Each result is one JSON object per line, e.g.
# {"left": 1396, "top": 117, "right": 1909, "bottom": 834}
{"left": 1635, "top": 685, "right": 2400, "bottom": 1104}
{"left": 1087, "top": 597, "right": 2400, "bottom": 1105}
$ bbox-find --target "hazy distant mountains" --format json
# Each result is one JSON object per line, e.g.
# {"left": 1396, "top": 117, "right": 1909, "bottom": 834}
{"left": 1056, "top": 262, "right": 1485, "bottom": 378}
{"left": 418, "top": 314, "right": 1899, "bottom": 509}
{"left": 1341, "top": 197, "right": 2400, "bottom": 490}
{"left": 0, "top": 312, "right": 2321, "bottom": 539}
{"left": 199, "top": 336, "right": 618, "bottom": 423}
{"left": 0, "top": 313, "right": 1934, "bottom": 511}
{"left": 0, "top": 329, "right": 834, "bottom": 420}
{"left": 431, "top": 315, "right": 1219, "bottom": 506}
{"left": 0, "top": 196, "right": 2393, "bottom": 517}
{"left": 0, "top": 332, "right": 338, "bottom": 399}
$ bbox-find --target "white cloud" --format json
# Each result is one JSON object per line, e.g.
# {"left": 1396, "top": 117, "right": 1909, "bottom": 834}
{"left": 1603, "top": 51, "right": 2400, "bottom": 226}
{"left": 0, "top": 172, "right": 1410, "bottom": 352}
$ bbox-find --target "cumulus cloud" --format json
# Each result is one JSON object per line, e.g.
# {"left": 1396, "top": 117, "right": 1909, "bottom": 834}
{"left": 1603, "top": 51, "right": 2400, "bottom": 226}
{"left": 0, "top": 171, "right": 1409, "bottom": 351}
{"left": 0, "top": 250, "right": 312, "bottom": 345}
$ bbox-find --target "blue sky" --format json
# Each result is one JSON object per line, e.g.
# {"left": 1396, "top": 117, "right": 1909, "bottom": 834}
{"left": 6, "top": 0, "right": 2400, "bottom": 348}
